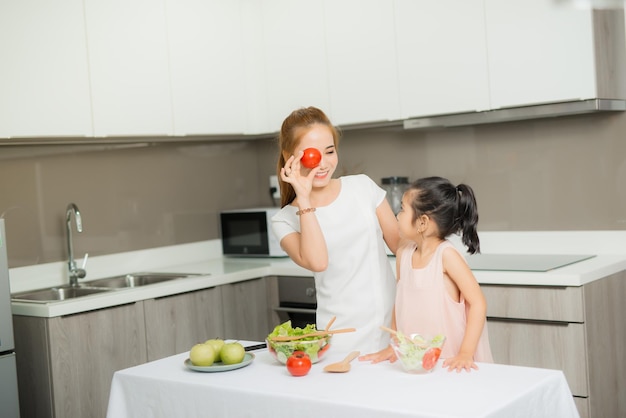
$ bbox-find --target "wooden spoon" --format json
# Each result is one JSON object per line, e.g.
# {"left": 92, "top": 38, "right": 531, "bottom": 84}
{"left": 380, "top": 325, "right": 397, "bottom": 336}
{"left": 323, "top": 351, "right": 360, "bottom": 373}
{"left": 324, "top": 316, "right": 336, "bottom": 332}
{"left": 269, "top": 327, "right": 356, "bottom": 342}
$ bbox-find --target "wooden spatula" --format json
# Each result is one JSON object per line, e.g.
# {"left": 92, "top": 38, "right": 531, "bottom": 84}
{"left": 323, "top": 351, "right": 360, "bottom": 373}
{"left": 268, "top": 327, "right": 356, "bottom": 342}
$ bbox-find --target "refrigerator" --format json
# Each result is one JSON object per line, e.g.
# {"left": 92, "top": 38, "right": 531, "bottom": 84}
{"left": 0, "top": 219, "right": 20, "bottom": 417}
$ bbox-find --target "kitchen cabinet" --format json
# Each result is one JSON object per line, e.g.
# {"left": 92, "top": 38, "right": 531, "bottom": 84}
{"left": 259, "top": 0, "right": 331, "bottom": 133}
{"left": 144, "top": 286, "right": 225, "bottom": 361}
{"left": 482, "top": 270, "right": 626, "bottom": 418}
{"left": 83, "top": 0, "right": 173, "bottom": 136}
{"left": 484, "top": 0, "right": 623, "bottom": 108}
{"left": 166, "top": 0, "right": 249, "bottom": 135}
{"left": 394, "top": 0, "right": 491, "bottom": 118}
{"left": 221, "top": 277, "right": 278, "bottom": 341}
{"left": 12, "top": 277, "right": 276, "bottom": 417}
{"left": 323, "top": 0, "right": 400, "bottom": 126}
{"left": 0, "top": 0, "right": 92, "bottom": 138}
{"left": 13, "top": 302, "right": 147, "bottom": 418}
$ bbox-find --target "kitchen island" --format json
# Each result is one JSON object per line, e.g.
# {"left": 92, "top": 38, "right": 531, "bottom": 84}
{"left": 106, "top": 342, "right": 579, "bottom": 418}
{"left": 10, "top": 230, "right": 626, "bottom": 418}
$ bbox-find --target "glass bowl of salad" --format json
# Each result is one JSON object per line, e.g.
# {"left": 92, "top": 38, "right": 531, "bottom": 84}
{"left": 266, "top": 321, "right": 332, "bottom": 364}
{"left": 390, "top": 332, "right": 446, "bottom": 374}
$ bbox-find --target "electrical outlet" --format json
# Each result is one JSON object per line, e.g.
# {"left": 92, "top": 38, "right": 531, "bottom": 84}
{"left": 269, "top": 175, "right": 280, "bottom": 199}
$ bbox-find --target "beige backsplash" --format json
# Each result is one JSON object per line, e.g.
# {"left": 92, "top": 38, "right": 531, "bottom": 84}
{"left": 2, "top": 110, "right": 626, "bottom": 268}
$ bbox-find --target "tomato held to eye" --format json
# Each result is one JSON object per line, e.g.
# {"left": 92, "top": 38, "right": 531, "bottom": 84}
{"left": 422, "top": 347, "right": 442, "bottom": 371}
{"left": 301, "top": 148, "right": 322, "bottom": 168}
{"left": 286, "top": 351, "right": 312, "bottom": 376}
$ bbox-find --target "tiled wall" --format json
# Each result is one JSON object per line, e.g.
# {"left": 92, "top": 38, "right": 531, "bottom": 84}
{"left": 2, "top": 110, "right": 626, "bottom": 267}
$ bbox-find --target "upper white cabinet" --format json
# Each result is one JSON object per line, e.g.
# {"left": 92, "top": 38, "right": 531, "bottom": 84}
{"left": 323, "top": 0, "right": 400, "bottom": 126}
{"left": 2, "top": 0, "right": 623, "bottom": 139}
{"left": 166, "top": 0, "right": 248, "bottom": 135}
{"left": 84, "top": 0, "right": 173, "bottom": 136}
{"left": 259, "top": 0, "right": 330, "bottom": 133}
{"left": 395, "top": 0, "right": 491, "bottom": 119}
{"left": 484, "top": 0, "right": 597, "bottom": 108}
{"left": 0, "top": 0, "right": 92, "bottom": 138}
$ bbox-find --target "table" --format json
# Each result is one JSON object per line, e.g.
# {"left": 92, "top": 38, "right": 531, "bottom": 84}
{"left": 107, "top": 344, "right": 579, "bottom": 418}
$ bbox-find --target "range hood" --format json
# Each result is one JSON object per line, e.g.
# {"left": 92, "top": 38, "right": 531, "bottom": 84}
{"left": 403, "top": 99, "right": 626, "bottom": 130}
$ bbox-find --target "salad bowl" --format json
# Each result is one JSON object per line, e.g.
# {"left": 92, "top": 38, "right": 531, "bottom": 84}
{"left": 391, "top": 333, "right": 446, "bottom": 374}
{"left": 266, "top": 321, "right": 332, "bottom": 364}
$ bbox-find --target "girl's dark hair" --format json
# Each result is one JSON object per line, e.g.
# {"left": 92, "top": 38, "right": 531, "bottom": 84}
{"left": 276, "top": 107, "right": 340, "bottom": 207}
{"left": 408, "top": 176, "right": 480, "bottom": 254}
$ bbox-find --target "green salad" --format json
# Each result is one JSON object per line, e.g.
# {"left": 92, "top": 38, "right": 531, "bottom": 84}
{"left": 267, "top": 321, "right": 328, "bottom": 363}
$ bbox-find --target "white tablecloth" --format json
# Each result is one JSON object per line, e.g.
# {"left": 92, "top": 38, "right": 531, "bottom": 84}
{"left": 107, "top": 345, "right": 579, "bottom": 418}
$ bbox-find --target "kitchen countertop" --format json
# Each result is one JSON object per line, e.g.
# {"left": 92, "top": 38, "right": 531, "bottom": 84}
{"left": 10, "top": 231, "right": 626, "bottom": 318}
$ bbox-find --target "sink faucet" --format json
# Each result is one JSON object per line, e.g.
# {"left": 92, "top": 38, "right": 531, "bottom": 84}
{"left": 66, "top": 203, "right": 87, "bottom": 287}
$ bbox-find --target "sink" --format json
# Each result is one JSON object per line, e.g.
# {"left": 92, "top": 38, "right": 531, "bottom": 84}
{"left": 12, "top": 286, "right": 110, "bottom": 302}
{"left": 85, "top": 272, "right": 204, "bottom": 288}
{"left": 11, "top": 272, "right": 207, "bottom": 303}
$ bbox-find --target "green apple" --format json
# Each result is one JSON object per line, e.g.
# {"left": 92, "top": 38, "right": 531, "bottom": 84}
{"left": 205, "top": 339, "right": 225, "bottom": 362}
{"left": 189, "top": 343, "right": 216, "bottom": 366}
{"left": 220, "top": 342, "right": 245, "bottom": 365}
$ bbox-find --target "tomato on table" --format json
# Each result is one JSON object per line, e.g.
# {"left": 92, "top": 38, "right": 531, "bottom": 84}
{"left": 286, "top": 351, "right": 312, "bottom": 376}
{"left": 301, "top": 148, "right": 322, "bottom": 168}
{"left": 422, "top": 347, "right": 441, "bottom": 371}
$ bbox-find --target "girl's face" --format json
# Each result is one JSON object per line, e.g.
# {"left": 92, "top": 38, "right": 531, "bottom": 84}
{"left": 397, "top": 192, "right": 418, "bottom": 240}
{"left": 293, "top": 124, "right": 338, "bottom": 188}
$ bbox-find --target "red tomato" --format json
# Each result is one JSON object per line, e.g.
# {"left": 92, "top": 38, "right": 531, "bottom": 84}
{"left": 301, "top": 148, "right": 322, "bottom": 168}
{"left": 286, "top": 351, "right": 312, "bottom": 376}
{"left": 422, "top": 347, "right": 442, "bottom": 371}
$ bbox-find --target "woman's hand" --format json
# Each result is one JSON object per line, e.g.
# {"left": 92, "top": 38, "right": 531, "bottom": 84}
{"left": 358, "top": 345, "right": 397, "bottom": 364}
{"left": 442, "top": 353, "right": 479, "bottom": 372}
{"left": 280, "top": 151, "right": 320, "bottom": 200}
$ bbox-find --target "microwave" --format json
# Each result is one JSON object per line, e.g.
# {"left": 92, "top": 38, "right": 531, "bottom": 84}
{"left": 220, "top": 207, "right": 287, "bottom": 257}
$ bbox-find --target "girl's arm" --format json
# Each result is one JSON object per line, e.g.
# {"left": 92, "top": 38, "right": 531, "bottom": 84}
{"left": 441, "top": 247, "right": 488, "bottom": 372}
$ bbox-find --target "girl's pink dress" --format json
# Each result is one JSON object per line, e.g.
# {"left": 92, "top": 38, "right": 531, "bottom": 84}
{"left": 395, "top": 240, "right": 494, "bottom": 362}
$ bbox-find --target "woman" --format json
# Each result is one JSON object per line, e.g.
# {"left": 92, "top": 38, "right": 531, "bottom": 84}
{"left": 271, "top": 106, "right": 400, "bottom": 353}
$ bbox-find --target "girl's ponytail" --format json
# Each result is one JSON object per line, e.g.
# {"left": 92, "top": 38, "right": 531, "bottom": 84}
{"left": 455, "top": 184, "right": 480, "bottom": 254}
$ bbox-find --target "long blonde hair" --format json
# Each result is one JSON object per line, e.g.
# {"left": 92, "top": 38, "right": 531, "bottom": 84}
{"left": 276, "top": 107, "right": 341, "bottom": 207}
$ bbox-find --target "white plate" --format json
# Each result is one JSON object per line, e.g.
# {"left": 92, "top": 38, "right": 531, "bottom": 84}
{"left": 184, "top": 353, "right": 255, "bottom": 372}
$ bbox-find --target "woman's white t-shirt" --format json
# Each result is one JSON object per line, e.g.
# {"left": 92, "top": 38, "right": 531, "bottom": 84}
{"left": 271, "top": 174, "right": 396, "bottom": 353}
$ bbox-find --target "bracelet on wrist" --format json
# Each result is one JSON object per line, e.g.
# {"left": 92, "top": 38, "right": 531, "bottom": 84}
{"left": 296, "top": 207, "right": 316, "bottom": 216}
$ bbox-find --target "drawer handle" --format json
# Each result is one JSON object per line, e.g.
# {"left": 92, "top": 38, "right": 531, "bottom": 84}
{"left": 273, "top": 306, "right": 316, "bottom": 314}
{"left": 487, "top": 317, "right": 571, "bottom": 326}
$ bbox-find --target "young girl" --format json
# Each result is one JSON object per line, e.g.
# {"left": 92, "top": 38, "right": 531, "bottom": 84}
{"left": 360, "top": 176, "right": 493, "bottom": 372}
{"left": 271, "top": 107, "right": 400, "bottom": 353}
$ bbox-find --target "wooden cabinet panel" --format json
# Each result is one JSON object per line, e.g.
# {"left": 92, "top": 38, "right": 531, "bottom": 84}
{"left": 221, "top": 277, "right": 273, "bottom": 341}
{"left": 487, "top": 320, "right": 587, "bottom": 396}
{"left": 144, "top": 287, "right": 225, "bottom": 361}
{"left": 482, "top": 285, "right": 584, "bottom": 322}
{"left": 47, "top": 302, "right": 147, "bottom": 418}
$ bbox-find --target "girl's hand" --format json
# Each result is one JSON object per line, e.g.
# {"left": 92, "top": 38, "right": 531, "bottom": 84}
{"left": 280, "top": 151, "right": 320, "bottom": 199}
{"left": 442, "top": 353, "right": 479, "bottom": 372}
{"left": 358, "top": 345, "right": 397, "bottom": 364}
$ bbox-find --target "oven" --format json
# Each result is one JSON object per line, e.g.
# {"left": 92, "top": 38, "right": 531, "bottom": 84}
{"left": 273, "top": 276, "right": 316, "bottom": 328}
